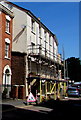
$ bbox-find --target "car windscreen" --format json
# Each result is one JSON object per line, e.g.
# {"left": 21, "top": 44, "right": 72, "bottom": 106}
{"left": 68, "top": 88, "right": 77, "bottom": 91}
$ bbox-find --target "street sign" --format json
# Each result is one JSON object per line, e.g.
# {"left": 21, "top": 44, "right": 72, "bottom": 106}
{"left": 27, "top": 92, "right": 36, "bottom": 102}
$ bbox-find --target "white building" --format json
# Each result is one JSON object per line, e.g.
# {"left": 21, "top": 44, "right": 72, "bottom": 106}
{"left": 3, "top": 1, "right": 64, "bottom": 100}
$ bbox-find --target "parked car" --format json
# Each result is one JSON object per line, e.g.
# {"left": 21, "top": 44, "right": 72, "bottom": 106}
{"left": 72, "top": 84, "right": 81, "bottom": 96}
{"left": 67, "top": 87, "right": 80, "bottom": 97}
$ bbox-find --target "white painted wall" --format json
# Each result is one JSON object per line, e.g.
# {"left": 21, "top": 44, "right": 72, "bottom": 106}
{"left": 12, "top": 7, "right": 27, "bottom": 53}
{"left": 1, "top": 1, "right": 59, "bottom": 60}
{"left": 11, "top": 5, "right": 58, "bottom": 61}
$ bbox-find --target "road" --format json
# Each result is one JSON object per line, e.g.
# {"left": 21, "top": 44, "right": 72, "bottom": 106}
{"left": 2, "top": 98, "right": 81, "bottom": 120}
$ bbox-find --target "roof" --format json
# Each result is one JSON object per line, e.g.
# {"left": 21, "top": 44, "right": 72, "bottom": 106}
{"left": 0, "top": 1, "right": 14, "bottom": 18}
{"left": 6, "top": 1, "right": 58, "bottom": 45}
{"left": 74, "top": 82, "right": 81, "bottom": 85}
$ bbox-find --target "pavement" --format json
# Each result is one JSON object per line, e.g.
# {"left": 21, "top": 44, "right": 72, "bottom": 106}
{"left": 2, "top": 97, "right": 81, "bottom": 110}
{"left": 2, "top": 99, "right": 26, "bottom": 107}
{"left": 2, "top": 98, "right": 53, "bottom": 113}
{"left": 2, "top": 97, "right": 81, "bottom": 106}
{"left": 2, "top": 98, "right": 54, "bottom": 120}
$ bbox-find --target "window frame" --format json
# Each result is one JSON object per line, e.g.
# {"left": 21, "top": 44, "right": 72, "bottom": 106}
{"left": 5, "top": 43, "right": 9, "bottom": 58}
{"left": 31, "top": 19, "right": 35, "bottom": 33}
{"left": 39, "top": 26, "right": 41, "bottom": 37}
{"left": 5, "top": 19, "right": 10, "bottom": 34}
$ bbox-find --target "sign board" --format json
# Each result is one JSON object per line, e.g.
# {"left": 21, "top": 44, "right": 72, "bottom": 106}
{"left": 27, "top": 92, "right": 36, "bottom": 102}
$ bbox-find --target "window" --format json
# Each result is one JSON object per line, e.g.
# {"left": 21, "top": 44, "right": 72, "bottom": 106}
{"left": 44, "top": 31, "right": 47, "bottom": 47}
{"left": 3, "top": 65, "right": 11, "bottom": 98}
{"left": 39, "top": 26, "right": 41, "bottom": 37}
{"left": 5, "top": 69, "right": 10, "bottom": 85}
{"left": 8, "top": 4, "right": 13, "bottom": 10}
{"left": 44, "top": 31, "right": 46, "bottom": 40}
{"left": 6, "top": 20, "right": 10, "bottom": 33}
{"left": 31, "top": 19, "right": 35, "bottom": 32}
{"left": 5, "top": 43, "right": 9, "bottom": 58}
{"left": 31, "top": 42, "right": 35, "bottom": 52}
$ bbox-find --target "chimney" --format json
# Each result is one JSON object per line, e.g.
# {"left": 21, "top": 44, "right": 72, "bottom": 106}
{"left": 38, "top": 17, "right": 40, "bottom": 21}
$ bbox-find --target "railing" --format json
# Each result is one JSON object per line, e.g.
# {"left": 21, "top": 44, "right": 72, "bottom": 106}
{"left": 27, "top": 44, "right": 62, "bottom": 64}
{"left": 27, "top": 44, "right": 41, "bottom": 55}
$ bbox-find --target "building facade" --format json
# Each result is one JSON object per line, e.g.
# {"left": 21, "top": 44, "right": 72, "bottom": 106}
{"left": 2, "top": 2, "right": 67, "bottom": 101}
{"left": 0, "top": 2, "right": 13, "bottom": 98}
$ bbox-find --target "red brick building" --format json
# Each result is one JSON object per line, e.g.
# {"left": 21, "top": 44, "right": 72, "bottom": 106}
{"left": 0, "top": 2, "right": 13, "bottom": 98}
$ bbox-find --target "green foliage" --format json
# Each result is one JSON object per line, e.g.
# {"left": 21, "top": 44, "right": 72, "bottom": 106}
{"left": 66, "top": 57, "right": 81, "bottom": 82}
{"left": 3, "top": 88, "right": 8, "bottom": 94}
{"left": 2, "top": 88, "right": 8, "bottom": 99}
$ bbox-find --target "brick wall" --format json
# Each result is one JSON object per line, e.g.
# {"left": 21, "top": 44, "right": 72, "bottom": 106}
{"left": 2, "top": 12, "right": 12, "bottom": 70}
{"left": 0, "top": 12, "right": 2, "bottom": 90}
{"left": 11, "top": 52, "right": 26, "bottom": 85}
{"left": 0, "top": 11, "right": 13, "bottom": 89}
{"left": 11, "top": 52, "right": 26, "bottom": 99}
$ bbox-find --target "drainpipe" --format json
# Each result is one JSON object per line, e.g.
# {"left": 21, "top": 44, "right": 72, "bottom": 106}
{"left": 25, "top": 55, "right": 29, "bottom": 97}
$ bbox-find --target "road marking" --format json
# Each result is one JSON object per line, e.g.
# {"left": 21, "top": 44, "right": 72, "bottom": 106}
{"left": 15, "top": 105, "right": 32, "bottom": 108}
{"left": 16, "top": 105, "right": 53, "bottom": 113}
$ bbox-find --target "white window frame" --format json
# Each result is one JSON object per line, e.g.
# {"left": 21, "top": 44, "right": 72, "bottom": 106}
{"left": 31, "top": 19, "right": 35, "bottom": 33}
{"left": 39, "top": 26, "right": 41, "bottom": 37}
{"left": 5, "top": 19, "right": 10, "bottom": 34}
{"left": 5, "top": 38, "right": 10, "bottom": 59}
{"left": 5, "top": 43, "right": 9, "bottom": 58}
{"left": 44, "top": 31, "right": 46, "bottom": 41}
{"left": 31, "top": 42, "right": 35, "bottom": 53}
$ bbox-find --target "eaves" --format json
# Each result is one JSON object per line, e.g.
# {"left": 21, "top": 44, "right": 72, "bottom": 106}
{"left": 0, "top": 3, "right": 14, "bottom": 18}
{"left": 7, "top": 1, "right": 58, "bottom": 45}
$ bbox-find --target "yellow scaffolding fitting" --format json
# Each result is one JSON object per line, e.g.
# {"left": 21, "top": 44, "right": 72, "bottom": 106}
{"left": 40, "top": 80, "right": 42, "bottom": 102}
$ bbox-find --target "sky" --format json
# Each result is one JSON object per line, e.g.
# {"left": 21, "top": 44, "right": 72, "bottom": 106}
{"left": 13, "top": 2, "right": 79, "bottom": 59}
{"left": 10, "top": 0, "right": 80, "bottom": 2}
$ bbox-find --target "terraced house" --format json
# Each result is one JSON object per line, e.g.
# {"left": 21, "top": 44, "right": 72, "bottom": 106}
{"left": 1, "top": 1, "right": 67, "bottom": 101}
{"left": 0, "top": 1, "right": 13, "bottom": 98}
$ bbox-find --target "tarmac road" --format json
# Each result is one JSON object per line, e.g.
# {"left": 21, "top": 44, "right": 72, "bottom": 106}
{"left": 2, "top": 98, "right": 81, "bottom": 120}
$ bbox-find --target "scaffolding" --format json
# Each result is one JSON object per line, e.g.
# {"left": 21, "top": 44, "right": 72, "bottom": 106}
{"left": 27, "top": 44, "right": 67, "bottom": 102}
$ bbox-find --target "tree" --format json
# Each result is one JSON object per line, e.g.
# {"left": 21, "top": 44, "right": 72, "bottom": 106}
{"left": 66, "top": 57, "right": 81, "bottom": 82}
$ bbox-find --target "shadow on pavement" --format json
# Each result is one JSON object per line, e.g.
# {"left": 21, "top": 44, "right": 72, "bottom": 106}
{"left": 35, "top": 99, "right": 81, "bottom": 118}
{"left": 2, "top": 99, "right": 81, "bottom": 120}
{"left": 2, "top": 104, "right": 15, "bottom": 111}
{"left": 2, "top": 104, "right": 49, "bottom": 120}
